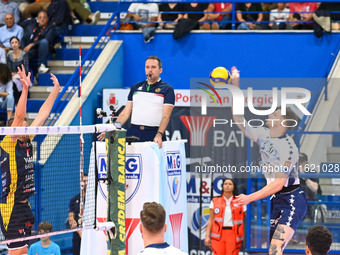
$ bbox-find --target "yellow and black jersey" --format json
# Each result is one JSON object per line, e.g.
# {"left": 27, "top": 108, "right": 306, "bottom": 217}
{"left": 0, "top": 135, "right": 34, "bottom": 230}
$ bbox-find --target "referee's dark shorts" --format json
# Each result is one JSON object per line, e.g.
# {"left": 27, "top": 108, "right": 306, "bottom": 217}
{"left": 127, "top": 124, "right": 165, "bottom": 142}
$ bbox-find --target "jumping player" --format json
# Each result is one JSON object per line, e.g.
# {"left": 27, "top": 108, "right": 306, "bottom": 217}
{"left": 0, "top": 65, "right": 60, "bottom": 255}
{"left": 231, "top": 67, "right": 307, "bottom": 255}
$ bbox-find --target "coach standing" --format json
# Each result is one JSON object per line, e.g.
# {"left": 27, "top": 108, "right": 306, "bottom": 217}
{"left": 116, "top": 56, "right": 175, "bottom": 148}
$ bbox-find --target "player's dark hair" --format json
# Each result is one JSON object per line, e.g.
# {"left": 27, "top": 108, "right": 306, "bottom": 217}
{"left": 277, "top": 106, "right": 299, "bottom": 130}
{"left": 38, "top": 221, "right": 53, "bottom": 233}
{"left": 140, "top": 202, "right": 165, "bottom": 233}
{"left": 0, "top": 63, "right": 12, "bottom": 84}
{"left": 220, "top": 178, "right": 238, "bottom": 198}
{"left": 306, "top": 225, "right": 332, "bottom": 255}
{"left": 146, "top": 56, "right": 162, "bottom": 69}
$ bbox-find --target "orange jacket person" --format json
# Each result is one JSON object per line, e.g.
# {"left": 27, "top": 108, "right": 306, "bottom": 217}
{"left": 204, "top": 178, "right": 246, "bottom": 255}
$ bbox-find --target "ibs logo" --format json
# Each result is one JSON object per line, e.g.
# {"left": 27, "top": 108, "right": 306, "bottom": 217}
{"left": 125, "top": 154, "right": 142, "bottom": 203}
{"left": 166, "top": 152, "right": 182, "bottom": 203}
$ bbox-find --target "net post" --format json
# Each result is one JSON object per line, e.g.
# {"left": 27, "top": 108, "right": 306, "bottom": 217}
{"left": 106, "top": 129, "right": 126, "bottom": 254}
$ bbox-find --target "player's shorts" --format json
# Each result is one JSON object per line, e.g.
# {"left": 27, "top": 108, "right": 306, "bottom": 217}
{"left": 270, "top": 186, "right": 307, "bottom": 234}
{"left": 0, "top": 201, "right": 35, "bottom": 249}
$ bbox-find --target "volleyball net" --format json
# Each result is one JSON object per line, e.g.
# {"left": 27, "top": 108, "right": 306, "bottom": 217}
{"left": 0, "top": 124, "right": 117, "bottom": 246}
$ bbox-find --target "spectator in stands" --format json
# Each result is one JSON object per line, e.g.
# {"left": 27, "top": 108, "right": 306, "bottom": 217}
{"left": 158, "top": 3, "right": 184, "bottom": 30}
{"left": 203, "top": 3, "right": 232, "bottom": 30}
{"left": 0, "top": 13, "right": 24, "bottom": 52}
{"left": 298, "top": 153, "right": 322, "bottom": 221}
{"left": 22, "top": 10, "right": 55, "bottom": 73}
{"left": 28, "top": 222, "right": 61, "bottom": 255}
{"left": 313, "top": 3, "right": 340, "bottom": 33}
{"left": 47, "top": 0, "right": 70, "bottom": 35}
{"left": 289, "top": 2, "right": 318, "bottom": 30}
{"left": 0, "top": 0, "right": 20, "bottom": 26}
{"left": 67, "top": 0, "right": 100, "bottom": 25}
{"left": 183, "top": 3, "right": 209, "bottom": 30}
{"left": 306, "top": 225, "right": 332, "bottom": 255}
{"left": 23, "top": 0, "right": 51, "bottom": 19}
{"left": 7, "top": 36, "right": 30, "bottom": 104}
{"left": 0, "top": 48, "right": 6, "bottom": 63}
{"left": 236, "top": 3, "right": 263, "bottom": 30}
{"left": 269, "top": 3, "right": 290, "bottom": 30}
{"left": 11, "top": 0, "right": 29, "bottom": 19}
{"left": 68, "top": 173, "right": 88, "bottom": 255}
{"left": 137, "top": 202, "right": 188, "bottom": 255}
{"left": 126, "top": 3, "right": 159, "bottom": 43}
{"left": 0, "top": 63, "right": 14, "bottom": 119}
{"left": 261, "top": 3, "right": 277, "bottom": 29}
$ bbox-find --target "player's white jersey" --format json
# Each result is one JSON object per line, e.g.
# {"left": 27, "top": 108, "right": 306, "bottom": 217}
{"left": 246, "top": 126, "right": 299, "bottom": 186}
{"left": 137, "top": 243, "right": 188, "bottom": 255}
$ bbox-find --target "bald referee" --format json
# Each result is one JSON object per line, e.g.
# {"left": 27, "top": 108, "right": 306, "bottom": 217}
{"left": 116, "top": 56, "right": 174, "bottom": 148}
{"left": 0, "top": 65, "right": 60, "bottom": 255}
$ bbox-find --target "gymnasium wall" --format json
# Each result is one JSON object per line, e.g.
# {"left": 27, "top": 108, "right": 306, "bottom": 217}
{"left": 110, "top": 31, "right": 340, "bottom": 90}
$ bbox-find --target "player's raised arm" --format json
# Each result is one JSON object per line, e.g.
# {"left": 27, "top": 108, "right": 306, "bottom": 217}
{"left": 31, "top": 73, "right": 61, "bottom": 127}
{"left": 10, "top": 65, "right": 30, "bottom": 127}
{"left": 230, "top": 66, "right": 247, "bottom": 134}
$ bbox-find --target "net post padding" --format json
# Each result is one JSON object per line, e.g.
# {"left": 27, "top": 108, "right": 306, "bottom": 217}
{"left": 107, "top": 129, "right": 126, "bottom": 254}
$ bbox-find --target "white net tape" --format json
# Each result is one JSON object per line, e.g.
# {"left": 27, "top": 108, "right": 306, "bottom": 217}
{"left": 0, "top": 124, "right": 116, "bottom": 135}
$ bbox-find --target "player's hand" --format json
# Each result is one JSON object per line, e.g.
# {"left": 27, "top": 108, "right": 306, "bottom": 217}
{"left": 50, "top": 73, "right": 61, "bottom": 91}
{"left": 231, "top": 66, "right": 240, "bottom": 87}
{"left": 17, "top": 64, "right": 31, "bottom": 90}
{"left": 204, "top": 236, "right": 211, "bottom": 247}
{"left": 233, "top": 194, "right": 250, "bottom": 206}
{"left": 97, "top": 132, "right": 106, "bottom": 141}
{"left": 69, "top": 218, "right": 78, "bottom": 229}
{"left": 153, "top": 133, "right": 163, "bottom": 149}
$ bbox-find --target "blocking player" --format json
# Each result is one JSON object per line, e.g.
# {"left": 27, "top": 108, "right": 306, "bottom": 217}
{"left": 0, "top": 65, "right": 60, "bottom": 255}
{"left": 231, "top": 67, "right": 307, "bottom": 255}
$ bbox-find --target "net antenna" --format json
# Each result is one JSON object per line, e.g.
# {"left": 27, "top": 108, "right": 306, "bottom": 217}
{"left": 79, "top": 45, "right": 85, "bottom": 226}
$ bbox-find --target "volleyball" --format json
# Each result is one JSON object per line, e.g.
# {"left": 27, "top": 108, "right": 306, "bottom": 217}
{"left": 209, "top": 67, "right": 231, "bottom": 87}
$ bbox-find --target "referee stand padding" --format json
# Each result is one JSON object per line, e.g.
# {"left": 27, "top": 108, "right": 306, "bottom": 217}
{"left": 105, "top": 137, "right": 188, "bottom": 254}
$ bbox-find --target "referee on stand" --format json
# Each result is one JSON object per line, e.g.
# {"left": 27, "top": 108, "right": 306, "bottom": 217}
{"left": 116, "top": 56, "right": 175, "bottom": 148}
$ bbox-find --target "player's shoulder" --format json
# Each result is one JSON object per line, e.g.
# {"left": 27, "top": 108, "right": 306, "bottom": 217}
{"left": 167, "top": 245, "right": 188, "bottom": 254}
{"left": 137, "top": 243, "right": 188, "bottom": 255}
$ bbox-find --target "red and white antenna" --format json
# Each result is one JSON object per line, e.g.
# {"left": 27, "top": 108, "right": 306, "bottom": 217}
{"left": 79, "top": 45, "right": 85, "bottom": 221}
